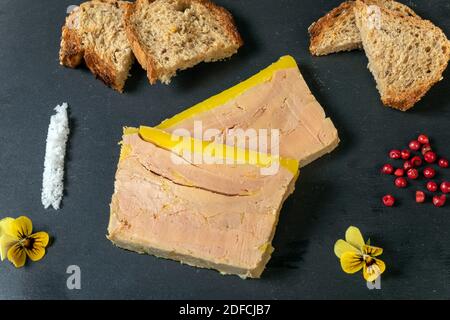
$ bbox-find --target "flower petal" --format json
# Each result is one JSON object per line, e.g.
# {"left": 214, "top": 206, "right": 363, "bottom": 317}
{"left": 25, "top": 246, "right": 46, "bottom": 262}
{"left": 363, "top": 258, "right": 386, "bottom": 282}
{"left": 25, "top": 232, "right": 50, "bottom": 262}
{"left": 0, "top": 217, "right": 16, "bottom": 238}
{"left": 0, "top": 234, "right": 17, "bottom": 261}
{"left": 334, "top": 239, "right": 359, "bottom": 258}
{"left": 7, "top": 243, "right": 26, "bottom": 268}
{"left": 13, "top": 216, "right": 33, "bottom": 238}
{"left": 345, "top": 226, "right": 365, "bottom": 250}
{"left": 363, "top": 244, "right": 383, "bottom": 257}
{"left": 29, "top": 232, "right": 49, "bottom": 248}
{"left": 340, "top": 252, "right": 364, "bottom": 274}
{"left": 0, "top": 217, "right": 14, "bottom": 231}
{"left": 3, "top": 216, "right": 32, "bottom": 240}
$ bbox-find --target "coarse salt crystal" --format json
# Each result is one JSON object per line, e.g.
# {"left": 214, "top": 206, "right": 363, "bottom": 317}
{"left": 41, "top": 103, "right": 70, "bottom": 210}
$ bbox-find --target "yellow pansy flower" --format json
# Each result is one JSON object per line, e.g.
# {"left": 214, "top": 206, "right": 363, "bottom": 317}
{"left": 0, "top": 216, "right": 49, "bottom": 268}
{"left": 334, "top": 226, "right": 386, "bottom": 282}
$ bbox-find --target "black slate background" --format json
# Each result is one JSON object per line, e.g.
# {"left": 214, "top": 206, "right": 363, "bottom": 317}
{"left": 0, "top": 0, "right": 449, "bottom": 300}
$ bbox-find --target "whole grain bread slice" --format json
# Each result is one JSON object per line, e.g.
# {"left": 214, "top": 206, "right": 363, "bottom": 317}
{"left": 124, "top": 0, "right": 243, "bottom": 85}
{"left": 59, "top": 0, "right": 134, "bottom": 92}
{"left": 308, "top": 0, "right": 417, "bottom": 56}
{"left": 354, "top": 0, "right": 450, "bottom": 110}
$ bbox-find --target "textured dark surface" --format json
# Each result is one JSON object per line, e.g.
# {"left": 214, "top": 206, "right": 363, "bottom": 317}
{"left": 0, "top": 0, "right": 449, "bottom": 300}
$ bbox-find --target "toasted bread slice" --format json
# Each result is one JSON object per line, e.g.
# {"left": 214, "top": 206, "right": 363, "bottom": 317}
{"left": 309, "top": 0, "right": 417, "bottom": 56}
{"left": 59, "top": 0, "right": 134, "bottom": 92}
{"left": 124, "top": 0, "right": 243, "bottom": 84}
{"left": 354, "top": 1, "right": 450, "bottom": 110}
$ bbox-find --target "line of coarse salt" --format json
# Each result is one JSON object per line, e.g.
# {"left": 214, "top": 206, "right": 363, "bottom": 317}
{"left": 41, "top": 103, "right": 70, "bottom": 210}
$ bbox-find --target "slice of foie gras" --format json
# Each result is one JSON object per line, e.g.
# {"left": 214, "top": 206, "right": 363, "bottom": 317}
{"left": 157, "top": 55, "right": 339, "bottom": 167}
{"left": 108, "top": 128, "right": 299, "bottom": 278}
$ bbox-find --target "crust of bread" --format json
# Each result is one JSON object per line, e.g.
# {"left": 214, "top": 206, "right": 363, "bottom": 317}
{"left": 59, "top": 0, "right": 131, "bottom": 92}
{"left": 309, "top": 0, "right": 418, "bottom": 56}
{"left": 59, "top": 18, "right": 84, "bottom": 68}
{"left": 123, "top": 1, "right": 159, "bottom": 84}
{"left": 354, "top": 1, "right": 450, "bottom": 111}
{"left": 309, "top": 1, "right": 360, "bottom": 55}
{"left": 381, "top": 63, "right": 449, "bottom": 111}
{"left": 60, "top": 31, "right": 124, "bottom": 92}
{"left": 382, "top": 89, "right": 431, "bottom": 111}
{"left": 124, "top": 0, "right": 243, "bottom": 84}
{"left": 84, "top": 49, "right": 123, "bottom": 92}
{"left": 381, "top": 38, "right": 450, "bottom": 111}
{"left": 200, "top": 0, "right": 243, "bottom": 48}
